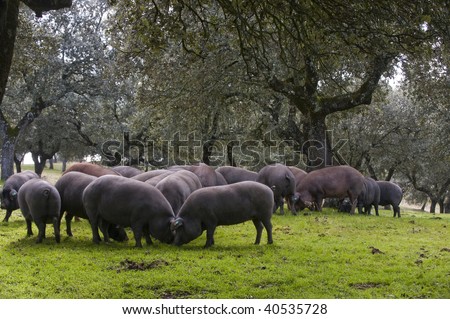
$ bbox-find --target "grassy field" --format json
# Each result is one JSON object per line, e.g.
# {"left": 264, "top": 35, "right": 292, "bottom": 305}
{"left": 0, "top": 165, "right": 449, "bottom": 299}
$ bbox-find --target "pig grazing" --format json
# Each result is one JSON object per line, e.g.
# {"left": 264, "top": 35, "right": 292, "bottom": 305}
{"left": 287, "top": 166, "right": 307, "bottom": 211}
{"left": 256, "top": 164, "right": 297, "bottom": 215}
{"left": 55, "top": 172, "right": 128, "bottom": 241}
{"left": 82, "top": 175, "right": 175, "bottom": 247}
{"left": 155, "top": 170, "right": 202, "bottom": 214}
{"left": 338, "top": 198, "right": 352, "bottom": 213}
{"left": 216, "top": 166, "right": 258, "bottom": 184}
{"left": 377, "top": 181, "right": 403, "bottom": 217}
{"left": 17, "top": 179, "right": 61, "bottom": 243}
{"left": 171, "top": 181, "right": 274, "bottom": 248}
{"left": 357, "top": 177, "right": 380, "bottom": 215}
{"left": 1, "top": 171, "right": 40, "bottom": 222}
{"left": 111, "top": 165, "right": 142, "bottom": 177}
{"left": 296, "top": 165, "right": 365, "bottom": 214}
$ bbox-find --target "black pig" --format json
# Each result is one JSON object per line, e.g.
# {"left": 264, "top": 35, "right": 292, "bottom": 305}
{"left": 17, "top": 179, "right": 61, "bottom": 243}
{"left": 377, "top": 181, "right": 403, "bottom": 217}
{"left": 1, "top": 171, "right": 39, "bottom": 222}
{"left": 357, "top": 177, "right": 380, "bottom": 215}
{"left": 55, "top": 171, "right": 128, "bottom": 241}
{"left": 83, "top": 175, "right": 175, "bottom": 247}
{"left": 216, "top": 166, "right": 258, "bottom": 184}
{"left": 171, "top": 181, "right": 274, "bottom": 248}
{"left": 256, "top": 164, "right": 297, "bottom": 215}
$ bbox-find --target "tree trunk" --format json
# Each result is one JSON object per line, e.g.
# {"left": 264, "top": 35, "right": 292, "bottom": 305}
{"left": 1, "top": 135, "right": 16, "bottom": 180}
{"left": 202, "top": 139, "right": 215, "bottom": 166}
{"left": 300, "top": 114, "right": 341, "bottom": 170}
{"left": 14, "top": 153, "right": 22, "bottom": 173}
{"left": 438, "top": 199, "right": 444, "bottom": 214}
{"left": 62, "top": 159, "right": 67, "bottom": 172}
{"left": 0, "top": 0, "right": 20, "bottom": 107}
{"left": 227, "top": 141, "right": 237, "bottom": 166}
{"left": 48, "top": 158, "right": 54, "bottom": 169}
{"left": 32, "top": 152, "right": 51, "bottom": 176}
{"left": 420, "top": 201, "right": 427, "bottom": 211}
{"left": 429, "top": 199, "right": 437, "bottom": 213}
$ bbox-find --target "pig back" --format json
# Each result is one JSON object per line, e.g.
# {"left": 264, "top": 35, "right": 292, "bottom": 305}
{"left": 298, "top": 165, "right": 364, "bottom": 198}
{"left": 178, "top": 181, "right": 274, "bottom": 225}
{"left": 216, "top": 166, "right": 258, "bottom": 184}
{"left": 63, "top": 163, "right": 120, "bottom": 177}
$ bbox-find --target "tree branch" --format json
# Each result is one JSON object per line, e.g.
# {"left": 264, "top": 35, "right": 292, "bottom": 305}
{"left": 21, "top": 0, "right": 72, "bottom": 17}
{"left": 320, "top": 52, "right": 396, "bottom": 114}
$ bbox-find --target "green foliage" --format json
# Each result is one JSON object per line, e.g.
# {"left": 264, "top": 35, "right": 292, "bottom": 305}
{"left": 1, "top": 200, "right": 449, "bottom": 298}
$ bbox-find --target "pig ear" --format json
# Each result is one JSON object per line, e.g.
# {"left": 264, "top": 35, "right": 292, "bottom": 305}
{"left": 170, "top": 218, "right": 184, "bottom": 232}
{"left": 9, "top": 189, "right": 18, "bottom": 200}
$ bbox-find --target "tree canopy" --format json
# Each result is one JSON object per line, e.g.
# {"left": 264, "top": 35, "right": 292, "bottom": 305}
{"left": 0, "top": 0, "right": 448, "bottom": 211}
{"left": 111, "top": 0, "right": 447, "bottom": 167}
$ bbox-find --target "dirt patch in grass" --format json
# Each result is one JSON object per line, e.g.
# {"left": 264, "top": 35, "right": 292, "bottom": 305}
{"left": 350, "top": 282, "right": 385, "bottom": 290}
{"left": 160, "top": 290, "right": 192, "bottom": 299}
{"left": 111, "top": 258, "right": 169, "bottom": 272}
{"left": 275, "top": 226, "right": 292, "bottom": 234}
{"left": 369, "top": 246, "right": 385, "bottom": 254}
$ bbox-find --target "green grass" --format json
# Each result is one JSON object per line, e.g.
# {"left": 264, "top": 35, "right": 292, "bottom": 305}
{"left": 1, "top": 199, "right": 449, "bottom": 299}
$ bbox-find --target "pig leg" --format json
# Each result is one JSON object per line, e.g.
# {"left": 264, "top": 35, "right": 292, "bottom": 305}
{"left": 278, "top": 198, "right": 285, "bottom": 215}
{"left": 35, "top": 219, "right": 46, "bottom": 244}
{"left": 374, "top": 204, "right": 379, "bottom": 216}
{"left": 144, "top": 227, "right": 153, "bottom": 245}
{"left": 99, "top": 219, "right": 111, "bottom": 243}
{"left": 349, "top": 198, "right": 358, "bottom": 214}
{"left": 53, "top": 217, "right": 61, "bottom": 243}
{"left": 261, "top": 218, "right": 273, "bottom": 244}
{"left": 65, "top": 213, "right": 74, "bottom": 237}
{"left": 204, "top": 227, "right": 216, "bottom": 248}
{"left": 393, "top": 205, "right": 401, "bottom": 218}
{"left": 315, "top": 196, "right": 323, "bottom": 212}
{"left": 90, "top": 215, "right": 102, "bottom": 244}
{"left": 25, "top": 218, "right": 34, "bottom": 236}
{"left": 357, "top": 202, "right": 364, "bottom": 214}
{"left": 252, "top": 219, "right": 263, "bottom": 245}
{"left": 3, "top": 209, "right": 13, "bottom": 222}
{"left": 131, "top": 226, "right": 143, "bottom": 248}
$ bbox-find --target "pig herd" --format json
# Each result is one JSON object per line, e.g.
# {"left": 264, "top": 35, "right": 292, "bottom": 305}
{"left": 0, "top": 162, "right": 403, "bottom": 248}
